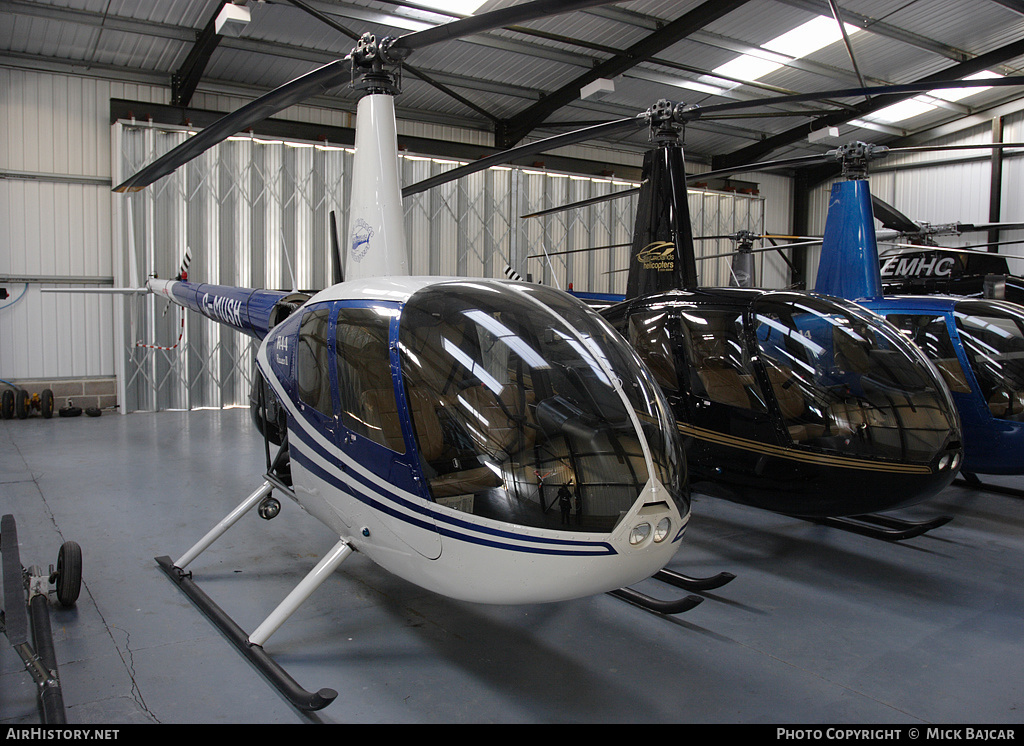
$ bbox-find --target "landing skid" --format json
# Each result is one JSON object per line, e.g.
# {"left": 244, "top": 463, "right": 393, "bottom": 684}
{"left": 155, "top": 476, "right": 347, "bottom": 712}
{"left": 156, "top": 556, "right": 337, "bottom": 712}
{"left": 955, "top": 472, "right": 1024, "bottom": 498}
{"left": 607, "top": 567, "right": 736, "bottom": 615}
{"left": 808, "top": 512, "right": 954, "bottom": 541}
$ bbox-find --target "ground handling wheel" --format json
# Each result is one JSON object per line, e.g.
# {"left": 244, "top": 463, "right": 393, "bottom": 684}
{"left": 1, "top": 389, "right": 13, "bottom": 419}
{"left": 15, "top": 389, "right": 29, "bottom": 419}
{"left": 52, "top": 540, "right": 82, "bottom": 607}
{"left": 40, "top": 388, "right": 54, "bottom": 419}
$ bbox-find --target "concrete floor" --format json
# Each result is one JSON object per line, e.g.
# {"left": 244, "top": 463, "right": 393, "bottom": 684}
{"left": 2, "top": 407, "right": 1023, "bottom": 724}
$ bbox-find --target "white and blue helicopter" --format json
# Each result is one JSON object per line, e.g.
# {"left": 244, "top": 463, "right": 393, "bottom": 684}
{"left": 107, "top": 0, "right": 698, "bottom": 711}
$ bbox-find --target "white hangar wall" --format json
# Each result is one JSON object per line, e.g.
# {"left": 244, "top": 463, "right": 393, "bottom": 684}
{"left": 1, "top": 66, "right": 793, "bottom": 412}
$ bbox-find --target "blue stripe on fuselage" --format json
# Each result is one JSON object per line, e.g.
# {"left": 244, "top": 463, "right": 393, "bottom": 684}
{"left": 286, "top": 415, "right": 616, "bottom": 557}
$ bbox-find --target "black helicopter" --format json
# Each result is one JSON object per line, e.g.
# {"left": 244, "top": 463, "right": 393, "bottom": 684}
{"left": 403, "top": 90, "right": 1024, "bottom": 539}
{"left": 595, "top": 111, "right": 963, "bottom": 532}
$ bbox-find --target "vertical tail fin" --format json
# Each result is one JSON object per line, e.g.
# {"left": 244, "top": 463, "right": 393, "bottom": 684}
{"left": 626, "top": 145, "right": 698, "bottom": 299}
{"left": 814, "top": 179, "right": 884, "bottom": 301}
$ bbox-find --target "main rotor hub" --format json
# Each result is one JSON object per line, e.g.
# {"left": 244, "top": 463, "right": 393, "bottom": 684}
{"left": 831, "top": 141, "right": 890, "bottom": 180}
{"left": 734, "top": 230, "right": 757, "bottom": 248}
{"left": 646, "top": 99, "right": 700, "bottom": 144}
{"left": 350, "top": 33, "right": 402, "bottom": 96}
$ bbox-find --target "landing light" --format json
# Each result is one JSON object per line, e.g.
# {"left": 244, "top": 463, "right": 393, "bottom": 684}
{"left": 939, "top": 454, "right": 951, "bottom": 470}
{"left": 654, "top": 517, "right": 672, "bottom": 543}
{"left": 629, "top": 522, "right": 651, "bottom": 545}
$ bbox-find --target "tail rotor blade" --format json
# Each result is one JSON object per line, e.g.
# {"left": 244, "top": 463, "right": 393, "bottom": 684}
{"left": 871, "top": 196, "right": 920, "bottom": 234}
{"left": 330, "top": 211, "right": 344, "bottom": 285}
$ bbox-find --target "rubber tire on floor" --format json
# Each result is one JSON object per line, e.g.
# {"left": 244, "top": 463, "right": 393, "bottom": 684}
{"left": 1, "top": 389, "right": 13, "bottom": 419}
{"left": 54, "top": 541, "right": 82, "bottom": 607}
{"left": 40, "top": 389, "right": 54, "bottom": 419}
{"left": 85, "top": 407, "right": 101, "bottom": 417}
{"left": 15, "top": 389, "right": 29, "bottom": 419}
{"left": 58, "top": 405, "right": 82, "bottom": 418}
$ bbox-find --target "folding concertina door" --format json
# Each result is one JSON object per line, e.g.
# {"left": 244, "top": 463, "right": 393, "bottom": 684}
{"left": 112, "top": 121, "right": 763, "bottom": 413}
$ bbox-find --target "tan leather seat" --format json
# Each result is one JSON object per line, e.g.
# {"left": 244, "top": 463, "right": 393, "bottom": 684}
{"left": 381, "top": 386, "right": 501, "bottom": 500}
{"left": 934, "top": 357, "right": 971, "bottom": 394}
{"left": 988, "top": 388, "right": 1024, "bottom": 418}
{"left": 698, "top": 357, "right": 750, "bottom": 409}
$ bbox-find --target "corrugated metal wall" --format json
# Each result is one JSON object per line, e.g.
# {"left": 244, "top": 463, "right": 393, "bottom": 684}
{"left": 0, "top": 68, "right": 163, "bottom": 381}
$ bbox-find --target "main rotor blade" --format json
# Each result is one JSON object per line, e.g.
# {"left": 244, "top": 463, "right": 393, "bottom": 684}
{"left": 871, "top": 195, "right": 919, "bottom": 234}
{"left": 527, "top": 242, "right": 632, "bottom": 259}
{"left": 695, "top": 239, "right": 823, "bottom": 260}
{"left": 887, "top": 142, "right": 1024, "bottom": 155}
{"left": 880, "top": 241, "right": 1024, "bottom": 258}
{"left": 956, "top": 221, "right": 1024, "bottom": 233}
{"left": 114, "top": 58, "right": 351, "bottom": 192}
{"left": 694, "top": 153, "right": 831, "bottom": 182}
{"left": 391, "top": 0, "right": 622, "bottom": 53}
{"left": 693, "top": 76, "right": 1024, "bottom": 116}
{"left": 521, "top": 187, "right": 641, "bottom": 219}
{"left": 402, "top": 115, "right": 646, "bottom": 198}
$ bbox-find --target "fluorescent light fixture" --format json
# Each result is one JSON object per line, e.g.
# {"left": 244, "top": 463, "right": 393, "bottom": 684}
{"left": 413, "top": 1, "right": 487, "bottom": 14}
{"left": 708, "top": 15, "right": 861, "bottom": 89}
{"left": 215, "top": 3, "right": 251, "bottom": 37}
{"left": 677, "top": 80, "right": 730, "bottom": 96}
{"left": 581, "top": 78, "right": 615, "bottom": 100}
{"left": 861, "top": 70, "right": 1002, "bottom": 124}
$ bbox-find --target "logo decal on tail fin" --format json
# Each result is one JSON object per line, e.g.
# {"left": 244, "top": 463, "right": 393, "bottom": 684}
{"left": 636, "top": 241, "right": 676, "bottom": 272}
{"left": 351, "top": 219, "right": 374, "bottom": 262}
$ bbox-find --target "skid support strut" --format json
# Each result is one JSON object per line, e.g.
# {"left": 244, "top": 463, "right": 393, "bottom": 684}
{"left": 955, "top": 472, "right": 1024, "bottom": 499}
{"left": 156, "top": 482, "right": 350, "bottom": 711}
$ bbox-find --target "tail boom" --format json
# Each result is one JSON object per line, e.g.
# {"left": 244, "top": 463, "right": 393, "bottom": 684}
{"left": 147, "top": 279, "right": 293, "bottom": 339}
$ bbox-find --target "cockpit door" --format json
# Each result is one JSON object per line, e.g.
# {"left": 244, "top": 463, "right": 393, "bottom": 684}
{"left": 331, "top": 302, "right": 441, "bottom": 560}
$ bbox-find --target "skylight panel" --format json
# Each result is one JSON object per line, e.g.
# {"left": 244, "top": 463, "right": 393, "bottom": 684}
{"left": 708, "top": 15, "right": 861, "bottom": 88}
{"left": 931, "top": 70, "right": 1002, "bottom": 102}
{"left": 858, "top": 71, "right": 1003, "bottom": 124}
{"left": 763, "top": 15, "right": 859, "bottom": 58}
{"left": 414, "top": 1, "right": 486, "bottom": 14}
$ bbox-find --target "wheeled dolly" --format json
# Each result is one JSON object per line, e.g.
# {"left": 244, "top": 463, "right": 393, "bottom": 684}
{"left": 1, "top": 385, "right": 55, "bottom": 420}
{"left": 1, "top": 514, "right": 82, "bottom": 724}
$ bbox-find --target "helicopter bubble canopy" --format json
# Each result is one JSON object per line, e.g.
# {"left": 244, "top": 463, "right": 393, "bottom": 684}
{"left": 747, "top": 293, "right": 961, "bottom": 464}
{"left": 396, "top": 280, "right": 688, "bottom": 529}
{"left": 606, "top": 288, "right": 963, "bottom": 517}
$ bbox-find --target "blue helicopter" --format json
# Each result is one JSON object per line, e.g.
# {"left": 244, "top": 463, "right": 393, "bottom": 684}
{"left": 811, "top": 142, "right": 1024, "bottom": 493}
{"left": 102, "top": 0, "right": 700, "bottom": 711}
